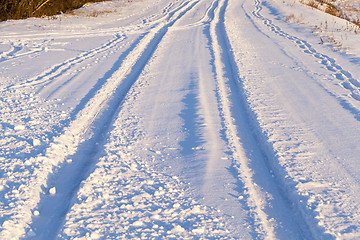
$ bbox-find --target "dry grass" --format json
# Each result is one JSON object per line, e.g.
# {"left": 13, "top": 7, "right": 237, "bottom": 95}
{"left": 285, "top": 9, "right": 359, "bottom": 52}
{"left": 0, "top": 0, "right": 111, "bottom": 21}
{"left": 286, "top": 13, "right": 304, "bottom": 23}
{"left": 301, "top": 0, "right": 360, "bottom": 27}
{"left": 306, "top": 0, "right": 319, "bottom": 9}
{"left": 324, "top": 3, "right": 342, "bottom": 18}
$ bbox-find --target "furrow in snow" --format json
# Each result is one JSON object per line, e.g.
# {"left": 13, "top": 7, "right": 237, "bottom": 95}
{"left": 252, "top": 0, "right": 360, "bottom": 119}
{"left": 0, "top": 41, "right": 45, "bottom": 64}
{"left": 226, "top": 0, "right": 360, "bottom": 238}
{"left": 9, "top": 34, "right": 126, "bottom": 90}
{"left": 0, "top": 0, "right": 203, "bottom": 238}
{"left": 209, "top": 0, "right": 277, "bottom": 238}
{"left": 7, "top": 0, "right": 188, "bottom": 92}
{"left": 170, "top": 0, "right": 219, "bottom": 30}
{"left": 210, "top": 0, "right": 326, "bottom": 238}
{"left": 56, "top": 57, "right": 232, "bottom": 239}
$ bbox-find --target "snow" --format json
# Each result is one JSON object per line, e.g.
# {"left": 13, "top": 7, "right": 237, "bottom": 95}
{"left": 49, "top": 187, "right": 56, "bottom": 195}
{"left": 0, "top": 0, "right": 360, "bottom": 239}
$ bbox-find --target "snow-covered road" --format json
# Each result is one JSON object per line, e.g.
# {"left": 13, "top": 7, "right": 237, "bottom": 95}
{"left": 1, "top": 0, "right": 360, "bottom": 239}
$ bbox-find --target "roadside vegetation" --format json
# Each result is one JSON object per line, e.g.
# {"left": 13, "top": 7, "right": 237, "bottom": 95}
{"left": 301, "top": 0, "right": 360, "bottom": 27}
{"left": 0, "top": 0, "right": 109, "bottom": 21}
{"left": 286, "top": 0, "right": 360, "bottom": 52}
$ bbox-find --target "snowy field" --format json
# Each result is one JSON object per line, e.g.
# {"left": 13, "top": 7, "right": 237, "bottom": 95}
{"left": 0, "top": 0, "right": 360, "bottom": 239}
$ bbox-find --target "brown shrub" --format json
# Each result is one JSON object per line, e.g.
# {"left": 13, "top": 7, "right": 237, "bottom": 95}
{"left": 324, "top": 4, "right": 342, "bottom": 18}
{"left": 306, "top": 1, "right": 319, "bottom": 9}
{"left": 0, "top": 0, "right": 110, "bottom": 21}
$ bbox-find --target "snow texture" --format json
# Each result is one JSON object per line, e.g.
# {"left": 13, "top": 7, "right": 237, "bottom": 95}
{"left": 0, "top": 0, "right": 360, "bottom": 239}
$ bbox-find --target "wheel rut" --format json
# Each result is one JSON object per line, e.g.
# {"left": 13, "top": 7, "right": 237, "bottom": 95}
{"left": 209, "top": 0, "right": 321, "bottom": 238}
{"left": 252, "top": 0, "right": 360, "bottom": 121}
{"left": 2, "top": 1, "right": 203, "bottom": 239}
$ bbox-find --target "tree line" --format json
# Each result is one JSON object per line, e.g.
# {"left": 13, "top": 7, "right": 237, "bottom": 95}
{"left": 0, "top": 0, "right": 108, "bottom": 21}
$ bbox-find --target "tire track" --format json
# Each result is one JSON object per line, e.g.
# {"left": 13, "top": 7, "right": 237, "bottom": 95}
{"left": 5, "top": 2, "right": 180, "bottom": 92}
{"left": 7, "top": 0, "right": 197, "bottom": 94}
{"left": 0, "top": 0, "right": 202, "bottom": 239}
{"left": 210, "top": 0, "right": 276, "bottom": 238}
{"left": 252, "top": 0, "right": 360, "bottom": 120}
{"left": 171, "top": 0, "right": 219, "bottom": 31}
{"left": 210, "top": 1, "right": 276, "bottom": 238}
{"left": 0, "top": 41, "right": 46, "bottom": 63}
{"left": 209, "top": 0, "right": 318, "bottom": 238}
{"left": 9, "top": 34, "right": 126, "bottom": 91}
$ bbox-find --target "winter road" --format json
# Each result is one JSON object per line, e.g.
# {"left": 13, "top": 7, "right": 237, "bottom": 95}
{"left": 1, "top": 0, "right": 360, "bottom": 239}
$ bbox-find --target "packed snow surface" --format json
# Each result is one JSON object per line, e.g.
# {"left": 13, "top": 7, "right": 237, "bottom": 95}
{"left": 0, "top": 0, "right": 360, "bottom": 239}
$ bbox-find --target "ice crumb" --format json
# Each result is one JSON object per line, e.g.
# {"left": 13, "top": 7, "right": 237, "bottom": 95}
{"left": 33, "top": 210, "right": 40, "bottom": 216}
{"left": 130, "top": 163, "right": 137, "bottom": 171}
{"left": 154, "top": 190, "right": 165, "bottom": 196}
{"left": 192, "top": 227, "right": 205, "bottom": 234}
{"left": 32, "top": 139, "right": 41, "bottom": 146}
{"left": 151, "top": 214, "right": 160, "bottom": 220}
{"left": 191, "top": 205, "right": 204, "bottom": 214}
{"left": 24, "top": 159, "right": 32, "bottom": 166}
{"left": 14, "top": 125, "right": 25, "bottom": 131}
{"left": 132, "top": 220, "right": 144, "bottom": 227}
{"left": 49, "top": 187, "right": 56, "bottom": 195}
{"left": 146, "top": 180, "right": 154, "bottom": 185}
{"left": 172, "top": 225, "right": 185, "bottom": 233}
{"left": 90, "top": 231, "right": 101, "bottom": 239}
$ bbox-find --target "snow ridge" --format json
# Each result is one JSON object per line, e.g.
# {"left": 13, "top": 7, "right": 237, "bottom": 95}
{"left": 209, "top": 0, "right": 276, "bottom": 238}
{"left": 209, "top": 0, "right": 333, "bottom": 238}
{"left": 1, "top": 0, "right": 360, "bottom": 238}
{"left": 226, "top": 0, "right": 360, "bottom": 238}
{"left": 0, "top": 0, "right": 205, "bottom": 238}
